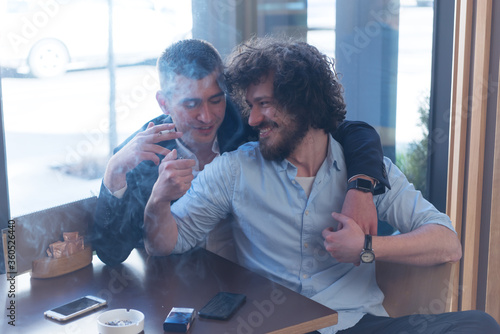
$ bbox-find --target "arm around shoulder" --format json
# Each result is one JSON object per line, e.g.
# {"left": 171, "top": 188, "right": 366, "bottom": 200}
{"left": 335, "top": 120, "right": 386, "bottom": 235}
{"left": 333, "top": 120, "right": 390, "bottom": 192}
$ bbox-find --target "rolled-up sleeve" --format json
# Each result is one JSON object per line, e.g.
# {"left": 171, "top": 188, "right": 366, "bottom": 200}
{"left": 171, "top": 154, "right": 236, "bottom": 253}
{"left": 375, "top": 157, "right": 455, "bottom": 234}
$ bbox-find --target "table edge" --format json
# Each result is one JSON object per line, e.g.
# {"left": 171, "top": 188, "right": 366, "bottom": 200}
{"left": 267, "top": 312, "right": 338, "bottom": 334}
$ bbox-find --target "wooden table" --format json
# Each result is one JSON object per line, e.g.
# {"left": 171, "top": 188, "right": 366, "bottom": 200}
{"left": 1, "top": 248, "right": 337, "bottom": 333}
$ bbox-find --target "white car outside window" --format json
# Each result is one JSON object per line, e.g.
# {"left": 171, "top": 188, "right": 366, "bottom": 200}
{"left": 0, "top": 0, "right": 192, "bottom": 78}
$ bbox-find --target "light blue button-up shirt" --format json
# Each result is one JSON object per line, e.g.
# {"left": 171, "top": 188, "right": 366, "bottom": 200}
{"left": 171, "top": 136, "right": 455, "bottom": 333}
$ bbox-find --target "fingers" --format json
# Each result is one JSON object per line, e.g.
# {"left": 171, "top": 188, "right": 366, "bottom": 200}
{"left": 113, "top": 123, "right": 182, "bottom": 172}
{"left": 142, "top": 123, "right": 183, "bottom": 143}
{"left": 331, "top": 212, "right": 351, "bottom": 224}
{"left": 145, "top": 122, "right": 174, "bottom": 133}
{"left": 141, "top": 143, "right": 171, "bottom": 157}
{"left": 160, "top": 150, "right": 196, "bottom": 174}
{"left": 158, "top": 172, "right": 194, "bottom": 187}
{"left": 130, "top": 124, "right": 184, "bottom": 164}
{"left": 321, "top": 213, "right": 351, "bottom": 240}
{"left": 321, "top": 226, "right": 334, "bottom": 239}
{"left": 135, "top": 145, "right": 171, "bottom": 166}
{"left": 161, "top": 160, "right": 197, "bottom": 174}
{"left": 153, "top": 125, "right": 183, "bottom": 143}
{"left": 151, "top": 172, "right": 193, "bottom": 203}
{"left": 155, "top": 151, "right": 195, "bottom": 202}
{"left": 164, "top": 149, "right": 177, "bottom": 161}
{"left": 138, "top": 151, "right": 162, "bottom": 166}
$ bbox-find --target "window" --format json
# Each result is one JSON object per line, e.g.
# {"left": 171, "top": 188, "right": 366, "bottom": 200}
{"left": 0, "top": 0, "right": 192, "bottom": 216}
{"left": 0, "top": 0, "right": 450, "bottom": 233}
{"left": 311, "top": 0, "right": 435, "bottom": 198}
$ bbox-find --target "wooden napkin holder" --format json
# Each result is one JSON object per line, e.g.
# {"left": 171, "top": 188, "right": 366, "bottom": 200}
{"left": 31, "top": 245, "right": 92, "bottom": 279}
{"left": 31, "top": 231, "right": 92, "bottom": 279}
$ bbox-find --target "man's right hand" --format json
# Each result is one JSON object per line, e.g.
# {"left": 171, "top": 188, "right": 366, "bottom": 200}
{"left": 103, "top": 122, "right": 183, "bottom": 193}
{"left": 144, "top": 148, "right": 192, "bottom": 257}
{"left": 150, "top": 149, "right": 196, "bottom": 204}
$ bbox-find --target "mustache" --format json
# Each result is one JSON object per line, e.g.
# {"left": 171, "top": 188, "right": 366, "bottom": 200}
{"left": 252, "top": 121, "right": 277, "bottom": 133}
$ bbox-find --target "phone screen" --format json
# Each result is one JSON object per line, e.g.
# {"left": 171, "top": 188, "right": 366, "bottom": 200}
{"left": 45, "top": 296, "right": 106, "bottom": 321}
{"left": 51, "top": 297, "right": 101, "bottom": 316}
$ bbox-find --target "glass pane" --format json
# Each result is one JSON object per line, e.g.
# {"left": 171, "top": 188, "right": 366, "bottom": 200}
{"left": 0, "top": 0, "right": 192, "bottom": 216}
{"left": 1, "top": 0, "right": 434, "bottom": 216}
{"left": 307, "top": 0, "right": 433, "bottom": 197}
{"left": 394, "top": 0, "right": 433, "bottom": 197}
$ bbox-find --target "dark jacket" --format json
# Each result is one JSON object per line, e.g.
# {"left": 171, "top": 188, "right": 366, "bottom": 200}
{"left": 91, "top": 100, "right": 389, "bottom": 266}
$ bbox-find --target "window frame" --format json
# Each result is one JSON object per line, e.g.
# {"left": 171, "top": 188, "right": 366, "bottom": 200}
{"left": 0, "top": 78, "right": 11, "bottom": 274}
{"left": 427, "top": 0, "right": 455, "bottom": 213}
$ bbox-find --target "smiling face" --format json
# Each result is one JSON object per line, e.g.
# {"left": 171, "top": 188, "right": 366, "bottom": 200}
{"left": 245, "top": 74, "right": 308, "bottom": 161}
{"left": 156, "top": 71, "right": 226, "bottom": 150}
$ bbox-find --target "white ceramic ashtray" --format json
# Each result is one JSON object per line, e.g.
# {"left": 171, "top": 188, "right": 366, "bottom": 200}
{"left": 97, "top": 309, "right": 145, "bottom": 334}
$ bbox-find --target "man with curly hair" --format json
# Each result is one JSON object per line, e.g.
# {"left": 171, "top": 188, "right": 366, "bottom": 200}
{"left": 92, "top": 39, "right": 389, "bottom": 266}
{"left": 144, "top": 37, "right": 499, "bottom": 333}
{"left": 145, "top": 36, "right": 500, "bottom": 333}
{"left": 145, "top": 37, "right": 500, "bottom": 333}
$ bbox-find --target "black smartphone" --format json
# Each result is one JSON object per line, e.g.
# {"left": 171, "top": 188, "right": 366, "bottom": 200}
{"left": 44, "top": 295, "right": 107, "bottom": 322}
{"left": 198, "top": 292, "right": 246, "bottom": 320}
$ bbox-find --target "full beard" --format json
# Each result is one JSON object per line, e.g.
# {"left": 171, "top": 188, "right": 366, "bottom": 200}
{"left": 259, "top": 118, "right": 309, "bottom": 161}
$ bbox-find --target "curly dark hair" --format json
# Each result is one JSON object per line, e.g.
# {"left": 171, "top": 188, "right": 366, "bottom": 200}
{"left": 225, "top": 36, "right": 346, "bottom": 133}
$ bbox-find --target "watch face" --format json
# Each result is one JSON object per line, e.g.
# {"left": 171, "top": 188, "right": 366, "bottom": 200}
{"left": 360, "top": 251, "right": 375, "bottom": 263}
{"left": 348, "top": 179, "right": 374, "bottom": 194}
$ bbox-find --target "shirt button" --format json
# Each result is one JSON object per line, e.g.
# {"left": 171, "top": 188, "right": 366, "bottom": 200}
{"left": 292, "top": 180, "right": 296, "bottom": 184}
{"left": 304, "top": 243, "right": 308, "bottom": 248}
{"left": 303, "top": 274, "right": 309, "bottom": 279}
{"left": 305, "top": 210, "right": 309, "bottom": 215}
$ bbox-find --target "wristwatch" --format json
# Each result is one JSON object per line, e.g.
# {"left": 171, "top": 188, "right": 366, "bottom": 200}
{"left": 347, "top": 178, "right": 374, "bottom": 194}
{"left": 360, "top": 235, "right": 375, "bottom": 263}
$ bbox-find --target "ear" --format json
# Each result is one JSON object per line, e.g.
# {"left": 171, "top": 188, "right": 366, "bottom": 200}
{"left": 156, "top": 91, "right": 170, "bottom": 115}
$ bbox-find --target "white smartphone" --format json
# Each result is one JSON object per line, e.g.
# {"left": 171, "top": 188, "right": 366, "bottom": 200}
{"left": 44, "top": 295, "right": 107, "bottom": 322}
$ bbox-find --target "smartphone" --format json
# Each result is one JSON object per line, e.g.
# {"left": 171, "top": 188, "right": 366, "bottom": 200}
{"left": 44, "top": 295, "right": 107, "bottom": 322}
{"left": 198, "top": 292, "right": 246, "bottom": 320}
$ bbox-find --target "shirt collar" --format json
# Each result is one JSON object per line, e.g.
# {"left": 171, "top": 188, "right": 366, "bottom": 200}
{"left": 274, "top": 134, "right": 343, "bottom": 173}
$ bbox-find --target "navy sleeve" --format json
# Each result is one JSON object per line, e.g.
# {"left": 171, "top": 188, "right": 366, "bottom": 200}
{"left": 90, "top": 115, "right": 170, "bottom": 266}
{"left": 333, "top": 120, "right": 390, "bottom": 194}
{"left": 91, "top": 181, "right": 145, "bottom": 266}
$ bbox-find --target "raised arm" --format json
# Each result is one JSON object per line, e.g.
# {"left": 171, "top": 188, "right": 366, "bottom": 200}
{"left": 333, "top": 121, "right": 390, "bottom": 192}
{"left": 143, "top": 150, "right": 195, "bottom": 256}
{"left": 91, "top": 117, "right": 180, "bottom": 265}
{"left": 333, "top": 120, "right": 389, "bottom": 235}
{"left": 103, "top": 122, "right": 179, "bottom": 193}
{"left": 143, "top": 200, "right": 179, "bottom": 256}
